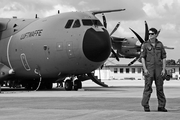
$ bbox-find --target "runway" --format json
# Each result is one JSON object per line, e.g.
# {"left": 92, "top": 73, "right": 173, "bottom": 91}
{"left": 0, "top": 80, "right": 180, "bottom": 120}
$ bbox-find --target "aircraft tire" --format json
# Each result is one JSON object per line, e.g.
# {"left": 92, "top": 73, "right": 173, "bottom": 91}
{"left": 74, "top": 80, "right": 82, "bottom": 90}
{"left": 74, "top": 80, "right": 82, "bottom": 91}
{"left": 65, "top": 80, "right": 73, "bottom": 91}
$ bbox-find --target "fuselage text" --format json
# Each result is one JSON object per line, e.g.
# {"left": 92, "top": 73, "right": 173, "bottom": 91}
{"left": 20, "top": 29, "right": 43, "bottom": 40}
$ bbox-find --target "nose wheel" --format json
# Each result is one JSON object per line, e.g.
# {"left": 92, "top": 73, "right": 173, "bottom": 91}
{"left": 64, "top": 79, "right": 82, "bottom": 91}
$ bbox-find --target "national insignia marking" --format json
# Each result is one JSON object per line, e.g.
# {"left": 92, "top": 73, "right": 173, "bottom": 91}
{"left": 147, "top": 46, "right": 152, "bottom": 51}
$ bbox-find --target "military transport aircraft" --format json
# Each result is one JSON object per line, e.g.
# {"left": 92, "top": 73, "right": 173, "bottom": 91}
{"left": 110, "top": 21, "right": 174, "bottom": 66}
{"left": 0, "top": 9, "right": 125, "bottom": 91}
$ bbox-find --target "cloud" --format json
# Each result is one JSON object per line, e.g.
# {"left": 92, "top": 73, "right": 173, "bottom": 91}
{"left": 78, "top": 1, "right": 88, "bottom": 6}
{"left": 143, "top": 3, "right": 162, "bottom": 18}
{"left": 44, "top": 4, "right": 77, "bottom": 17}
{"left": 0, "top": 0, "right": 54, "bottom": 18}
{"left": 0, "top": 0, "right": 146, "bottom": 20}
{"left": 0, "top": 0, "right": 70, "bottom": 18}
{"left": 162, "top": 23, "right": 176, "bottom": 31}
{"left": 58, "top": 0, "right": 146, "bottom": 21}
{"left": 0, "top": 0, "right": 180, "bottom": 60}
{"left": 143, "top": 0, "right": 180, "bottom": 22}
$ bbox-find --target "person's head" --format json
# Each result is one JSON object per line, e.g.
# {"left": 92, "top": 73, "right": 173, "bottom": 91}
{"left": 149, "top": 28, "right": 158, "bottom": 39}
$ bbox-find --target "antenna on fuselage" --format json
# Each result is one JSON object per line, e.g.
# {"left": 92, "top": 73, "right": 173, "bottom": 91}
{"left": 35, "top": 14, "right": 38, "bottom": 19}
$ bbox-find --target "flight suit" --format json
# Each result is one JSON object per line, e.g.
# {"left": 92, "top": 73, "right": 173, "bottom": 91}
{"left": 140, "top": 39, "right": 166, "bottom": 108}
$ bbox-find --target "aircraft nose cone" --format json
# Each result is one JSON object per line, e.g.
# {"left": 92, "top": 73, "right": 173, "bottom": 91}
{"left": 83, "top": 28, "right": 111, "bottom": 62}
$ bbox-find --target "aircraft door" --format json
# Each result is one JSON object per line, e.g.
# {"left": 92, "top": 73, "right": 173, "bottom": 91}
{"left": 64, "top": 19, "right": 82, "bottom": 59}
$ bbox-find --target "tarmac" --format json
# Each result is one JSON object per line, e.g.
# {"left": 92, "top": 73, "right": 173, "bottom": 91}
{"left": 0, "top": 80, "right": 180, "bottom": 120}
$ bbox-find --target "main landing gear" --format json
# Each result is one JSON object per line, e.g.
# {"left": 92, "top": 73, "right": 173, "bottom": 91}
{"left": 63, "top": 73, "right": 108, "bottom": 91}
{"left": 64, "top": 78, "right": 82, "bottom": 91}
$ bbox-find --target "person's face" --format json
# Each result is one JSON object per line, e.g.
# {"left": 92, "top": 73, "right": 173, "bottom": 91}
{"left": 149, "top": 31, "right": 157, "bottom": 39}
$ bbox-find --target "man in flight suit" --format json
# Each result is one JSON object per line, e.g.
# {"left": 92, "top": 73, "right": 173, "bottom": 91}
{"left": 140, "top": 28, "right": 167, "bottom": 112}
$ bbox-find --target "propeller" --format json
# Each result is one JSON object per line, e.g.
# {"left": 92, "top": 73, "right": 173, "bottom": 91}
{"left": 102, "top": 14, "right": 107, "bottom": 28}
{"left": 129, "top": 28, "right": 144, "bottom": 44}
{"left": 128, "top": 57, "right": 139, "bottom": 66}
{"left": 110, "top": 22, "right": 120, "bottom": 36}
{"left": 128, "top": 21, "right": 149, "bottom": 66}
{"left": 111, "top": 48, "right": 119, "bottom": 61}
{"left": 157, "top": 29, "right": 161, "bottom": 37}
{"left": 102, "top": 13, "right": 120, "bottom": 61}
{"left": 144, "top": 21, "right": 149, "bottom": 41}
{"left": 128, "top": 21, "right": 174, "bottom": 65}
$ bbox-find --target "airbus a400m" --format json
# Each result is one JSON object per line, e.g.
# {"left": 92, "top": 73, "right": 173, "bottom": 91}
{"left": 0, "top": 9, "right": 125, "bottom": 90}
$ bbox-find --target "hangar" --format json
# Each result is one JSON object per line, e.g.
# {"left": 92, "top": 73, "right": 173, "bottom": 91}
{"left": 95, "top": 58, "right": 180, "bottom": 80}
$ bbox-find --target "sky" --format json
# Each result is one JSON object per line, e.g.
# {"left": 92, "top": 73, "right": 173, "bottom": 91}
{"left": 0, "top": 0, "right": 180, "bottom": 61}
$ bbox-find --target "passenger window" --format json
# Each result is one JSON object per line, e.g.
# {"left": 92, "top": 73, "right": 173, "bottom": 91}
{"left": 72, "top": 19, "right": 81, "bottom": 28}
{"left": 65, "top": 19, "right": 74, "bottom": 29}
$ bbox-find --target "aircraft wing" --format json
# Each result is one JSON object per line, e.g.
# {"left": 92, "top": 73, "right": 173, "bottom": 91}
{"left": 156, "top": 30, "right": 174, "bottom": 50}
{"left": 164, "top": 46, "right": 174, "bottom": 50}
{"left": 91, "top": 9, "right": 125, "bottom": 15}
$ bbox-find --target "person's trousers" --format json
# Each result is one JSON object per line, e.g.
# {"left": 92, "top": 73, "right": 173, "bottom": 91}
{"left": 141, "top": 67, "right": 166, "bottom": 108}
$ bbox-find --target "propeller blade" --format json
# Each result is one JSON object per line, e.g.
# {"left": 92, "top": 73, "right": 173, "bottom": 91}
{"left": 111, "top": 48, "right": 119, "bottom": 61}
{"left": 100, "top": 64, "right": 104, "bottom": 69}
{"left": 102, "top": 14, "right": 107, "bottom": 28}
{"left": 128, "top": 57, "right": 139, "bottom": 66}
{"left": 144, "top": 21, "right": 149, "bottom": 41}
{"left": 129, "top": 28, "right": 144, "bottom": 44}
{"left": 156, "top": 29, "right": 161, "bottom": 37}
{"left": 110, "top": 22, "right": 120, "bottom": 36}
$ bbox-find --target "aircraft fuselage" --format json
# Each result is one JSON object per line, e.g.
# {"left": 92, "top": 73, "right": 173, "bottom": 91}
{"left": 0, "top": 12, "right": 111, "bottom": 81}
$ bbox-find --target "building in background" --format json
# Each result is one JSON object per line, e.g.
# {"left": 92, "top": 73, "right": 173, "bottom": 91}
{"left": 95, "top": 58, "right": 180, "bottom": 80}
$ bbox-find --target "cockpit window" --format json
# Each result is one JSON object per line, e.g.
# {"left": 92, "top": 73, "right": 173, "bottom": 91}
{"left": 92, "top": 20, "right": 103, "bottom": 26}
{"left": 65, "top": 19, "right": 74, "bottom": 29}
{"left": 82, "top": 19, "right": 103, "bottom": 26}
{"left": 72, "top": 19, "right": 81, "bottom": 28}
{"left": 82, "top": 20, "right": 93, "bottom": 26}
